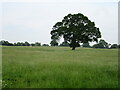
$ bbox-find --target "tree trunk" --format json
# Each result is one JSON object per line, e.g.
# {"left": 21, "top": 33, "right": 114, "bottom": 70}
{"left": 72, "top": 47, "right": 75, "bottom": 50}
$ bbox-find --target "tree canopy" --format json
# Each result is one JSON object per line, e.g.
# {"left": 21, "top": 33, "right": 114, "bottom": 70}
{"left": 92, "top": 39, "right": 109, "bottom": 48}
{"left": 50, "top": 13, "right": 101, "bottom": 50}
{"left": 110, "top": 44, "right": 118, "bottom": 49}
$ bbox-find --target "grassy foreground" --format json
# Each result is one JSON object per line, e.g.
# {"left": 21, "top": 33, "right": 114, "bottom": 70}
{"left": 2, "top": 46, "right": 118, "bottom": 88}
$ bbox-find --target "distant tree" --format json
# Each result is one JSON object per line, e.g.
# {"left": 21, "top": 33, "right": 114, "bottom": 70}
{"left": 14, "top": 42, "right": 30, "bottom": 46}
{"left": 0, "top": 40, "right": 13, "bottom": 46}
{"left": 99, "top": 39, "right": 109, "bottom": 48}
{"left": 110, "top": 44, "right": 118, "bottom": 49}
{"left": 35, "top": 42, "right": 41, "bottom": 46}
{"left": 14, "top": 42, "right": 24, "bottom": 46}
{"left": 92, "top": 43, "right": 104, "bottom": 48}
{"left": 8, "top": 43, "right": 13, "bottom": 46}
{"left": 50, "top": 13, "right": 101, "bottom": 50}
{"left": 14, "top": 43, "right": 17, "bottom": 46}
{"left": 22, "top": 42, "right": 26, "bottom": 46}
{"left": 42, "top": 44, "right": 49, "bottom": 46}
{"left": 31, "top": 43, "right": 35, "bottom": 46}
{"left": 15, "top": 42, "right": 23, "bottom": 46}
{"left": 24, "top": 41, "right": 30, "bottom": 46}
{"left": 92, "top": 39, "right": 109, "bottom": 48}
{"left": 0, "top": 40, "right": 8, "bottom": 45}
{"left": 82, "top": 42, "right": 91, "bottom": 48}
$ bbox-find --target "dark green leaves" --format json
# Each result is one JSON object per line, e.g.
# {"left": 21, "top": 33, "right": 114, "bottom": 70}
{"left": 50, "top": 13, "right": 101, "bottom": 50}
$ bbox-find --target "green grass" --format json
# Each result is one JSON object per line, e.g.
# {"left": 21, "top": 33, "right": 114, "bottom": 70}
{"left": 2, "top": 46, "right": 118, "bottom": 88}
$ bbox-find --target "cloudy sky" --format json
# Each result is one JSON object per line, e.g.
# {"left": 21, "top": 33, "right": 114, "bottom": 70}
{"left": 0, "top": 0, "right": 118, "bottom": 44}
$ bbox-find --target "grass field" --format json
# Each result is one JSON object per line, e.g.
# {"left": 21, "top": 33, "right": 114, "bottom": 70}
{"left": 2, "top": 46, "right": 118, "bottom": 88}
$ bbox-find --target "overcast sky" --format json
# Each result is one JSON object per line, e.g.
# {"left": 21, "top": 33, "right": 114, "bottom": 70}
{"left": 0, "top": 0, "right": 118, "bottom": 44}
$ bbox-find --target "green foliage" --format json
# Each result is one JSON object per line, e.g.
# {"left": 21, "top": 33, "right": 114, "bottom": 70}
{"left": 99, "top": 39, "right": 109, "bottom": 48}
{"left": 110, "top": 44, "right": 118, "bottom": 49}
{"left": 50, "top": 40, "right": 58, "bottom": 46}
{"left": 0, "top": 40, "right": 41, "bottom": 47}
{"left": 35, "top": 42, "right": 41, "bottom": 46}
{"left": 14, "top": 42, "right": 30, "bottom": 46}
{"left": 42, "top": 44, "right": 49, "bottom": 46}
{"left": 14, "top": 42, "right": 22, "bottom": 46}
{"left": 2, "top": 46, "right": 118, "bottom": 88}
{"left": 0, "top": 40, "right": 13, "bottom": 46}
{"left": 31, "top": 43, "right": 35, "bottom": 46}
{"left": 51, "top": 13, "right": 101, "bottom": 50}
{"left": 92, "top": 39, "right": 109, "bottom": 48}
{"left": 92, "top": 43, "right": 104, "bottom": 48}
{"left": 24, "top": 42, "right": 30, "bottom": 46}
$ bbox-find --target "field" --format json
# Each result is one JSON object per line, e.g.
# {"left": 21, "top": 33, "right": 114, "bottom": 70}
{"left": 2, "top": 46, "right": 118, "bottom": 88}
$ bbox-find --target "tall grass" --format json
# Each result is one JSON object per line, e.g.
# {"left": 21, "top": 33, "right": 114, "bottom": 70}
{"left": 2, "top": 46, "right": 118, "bottom": 88}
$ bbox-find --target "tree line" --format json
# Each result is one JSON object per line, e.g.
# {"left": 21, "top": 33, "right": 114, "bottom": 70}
{"left": 51, "top": 39, "right": 120, "bottom": 49}
{"left": 0, "top": 40, "right": 119, "bottom": 49}
{"left": 0, "top": 40, "right": 49, "bottom": 46}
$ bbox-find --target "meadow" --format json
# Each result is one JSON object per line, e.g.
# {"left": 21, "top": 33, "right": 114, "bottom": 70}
{"left": 2, "top": 46, "right": 118, "bottom": 88}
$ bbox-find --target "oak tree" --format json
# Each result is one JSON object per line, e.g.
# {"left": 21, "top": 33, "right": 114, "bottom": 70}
{"left": 50, "top": 13, "right": 101, "bottom": 50}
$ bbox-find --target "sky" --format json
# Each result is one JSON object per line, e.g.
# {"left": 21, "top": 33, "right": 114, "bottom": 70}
{"left": 0, "top": 0, "right": 119, "bottom": 45}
